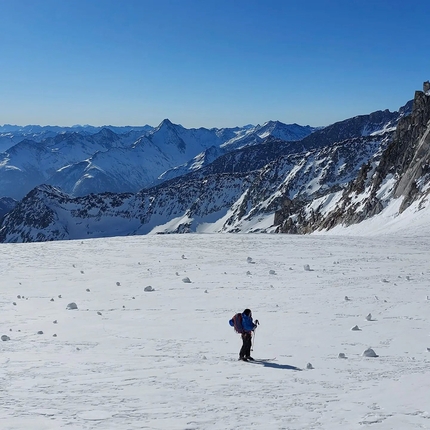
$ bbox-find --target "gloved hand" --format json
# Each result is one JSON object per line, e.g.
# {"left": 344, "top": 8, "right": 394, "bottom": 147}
{"left": 255, "top": 319, "right": 259, "bottom": 325}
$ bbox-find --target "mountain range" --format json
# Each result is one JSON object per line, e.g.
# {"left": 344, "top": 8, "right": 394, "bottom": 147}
{"left": 0, "top": 120, "right": 314, "bottom": 200}
{"left": 1, "top": 82, "right": 430, "bottom": 242}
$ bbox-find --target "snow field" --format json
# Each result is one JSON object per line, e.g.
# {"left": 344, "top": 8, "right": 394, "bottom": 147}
{"left": 1, "top": 233, "right": 430, "bottom": 429}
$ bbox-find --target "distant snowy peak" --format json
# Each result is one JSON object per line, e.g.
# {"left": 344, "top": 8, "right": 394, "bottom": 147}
{"left": 0, "top": 124, "right": 153, "bottom": 135}
{"left": 0, "top": 124, "right": 154, "bottom": 155}
{"left": 219, "top": 121, "right": 315, "bottom": 152}
{"left": 256, "top": 121, "right": 315, "bottom": 141}
{"left": 153, "top": 118, "right": 180, "bottom": 132}
{"left": 299, "top": 101, "right": 413, "bottom": 151}
{"left": 92, "top": 127, "right": 121, "bottom": 141}
{"left": 148, "top": 119, "right": 187, "bottom": 151}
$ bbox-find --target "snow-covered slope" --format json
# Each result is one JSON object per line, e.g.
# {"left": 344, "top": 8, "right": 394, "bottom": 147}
{"left": 0, "top": 129, "right": 131, "bottom": 199}
{"left": 46, "top": 139, "right": 174, "bottom": 196}
{"left": 157, "top": 146, "right": 224, "bottom": 183}
{"left": 1, "top": 232, "right": 430, "bottom": 429}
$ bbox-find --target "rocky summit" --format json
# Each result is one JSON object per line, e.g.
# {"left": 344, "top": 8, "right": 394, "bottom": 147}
{"left": 275, "top": 85, "right": 430, "bottom": 233}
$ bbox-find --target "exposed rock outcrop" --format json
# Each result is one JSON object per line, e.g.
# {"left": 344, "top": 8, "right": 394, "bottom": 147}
{"left": 275, "top": 83, "right": 430, "bottom": 233}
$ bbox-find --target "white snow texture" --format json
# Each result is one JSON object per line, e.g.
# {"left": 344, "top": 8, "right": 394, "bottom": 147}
{"left": 1, "top": 231, "right": 430, "bottom": 429}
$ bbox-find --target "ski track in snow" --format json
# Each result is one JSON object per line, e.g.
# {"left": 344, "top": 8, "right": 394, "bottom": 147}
{"left": 1, "top": 234, "right": 430, "bottom": 429}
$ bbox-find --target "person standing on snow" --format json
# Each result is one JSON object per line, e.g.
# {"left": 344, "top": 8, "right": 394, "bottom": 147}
{"left": 229, "top": 308, "right": 259, "bottom": 361}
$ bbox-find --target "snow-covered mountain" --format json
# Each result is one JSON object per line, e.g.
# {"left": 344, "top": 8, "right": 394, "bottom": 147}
{"left": 158, "top": 122, "right": 317, "bottom": 183}
{"left": 0, "top": 124, "right": 153, "bottom": 153}
{"left": 0, "top": 90, "right": 417, "bottom": 242}
{"left": 0, "top": 129, "right": 130, "bottom": 199}
{"left": 0, "top": 120, "right": 314, "bottom": 199}
{"left": 274, "top": 86, "right": 430, "bottom": 234}
{"left": 220, "top": 121, "right": 315, "bottom": 151}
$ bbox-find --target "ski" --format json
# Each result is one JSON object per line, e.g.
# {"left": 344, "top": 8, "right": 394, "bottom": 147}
{"left": 238, "top": 357, "right": 276, "bottom": 363}
{"left": 250, "top": 357, "right": 276, "bottom": 362}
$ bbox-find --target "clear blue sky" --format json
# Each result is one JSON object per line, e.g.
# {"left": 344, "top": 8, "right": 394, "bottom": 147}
{"left": 1, "top": 0, "right": 429, "bottom": 128}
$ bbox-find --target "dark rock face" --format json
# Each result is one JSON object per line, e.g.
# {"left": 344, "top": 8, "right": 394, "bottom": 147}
{"left": 275, "top": 85, "right": 430, "bottom": 234}
{"left": 0, "top": 187, "right": 65, "bottom": 242}
{"left": 393, "top": 91, "right": 430, "bottom": 211}
{"left": 346, "top": 89, "right": 430, "bottom": 215}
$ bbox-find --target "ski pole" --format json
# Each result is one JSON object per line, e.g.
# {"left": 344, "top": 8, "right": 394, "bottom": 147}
{"left": 251, "top": 319, "right": 259, "bottom": 351}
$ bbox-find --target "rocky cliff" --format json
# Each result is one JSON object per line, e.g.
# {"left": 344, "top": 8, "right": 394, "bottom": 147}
{"left": 275, "top": 85, "right": 430, "bottom": 233}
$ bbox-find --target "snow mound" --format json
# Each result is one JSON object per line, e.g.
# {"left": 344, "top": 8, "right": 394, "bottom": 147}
{"left": 362, "top": 348, "right": 379, "bottom": 357}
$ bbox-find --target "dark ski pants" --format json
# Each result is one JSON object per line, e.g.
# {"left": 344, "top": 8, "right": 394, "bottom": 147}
{"left": 240, "top": 332, "right": 252, "bottom": 358}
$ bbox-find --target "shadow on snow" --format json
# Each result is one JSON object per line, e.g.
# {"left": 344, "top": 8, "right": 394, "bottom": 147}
{"left": 250, "top": 361, "right": 302, "bottom": 371}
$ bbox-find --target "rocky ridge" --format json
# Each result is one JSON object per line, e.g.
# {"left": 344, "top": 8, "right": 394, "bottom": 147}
{"left": 275, "top": 84, "right": 430, "bottom": 233}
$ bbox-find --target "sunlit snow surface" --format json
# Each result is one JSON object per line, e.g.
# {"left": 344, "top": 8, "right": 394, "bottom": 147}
{"left": 1, "top": 230, "right": 430, "bottom": 429}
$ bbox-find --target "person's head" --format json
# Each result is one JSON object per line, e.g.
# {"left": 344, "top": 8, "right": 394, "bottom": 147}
{"left": 243, "top": 308, "right": 252, "bottom": 317}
